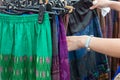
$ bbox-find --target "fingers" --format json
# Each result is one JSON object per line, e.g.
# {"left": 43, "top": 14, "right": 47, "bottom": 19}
{"left": 90, "top": 0, "right": 98, "bottom": 10}
{"left": 93, "top": 0, "right": 98, "bottom": 5}
{"left": 90, "top": 5, "right": 98, "bottom": 9}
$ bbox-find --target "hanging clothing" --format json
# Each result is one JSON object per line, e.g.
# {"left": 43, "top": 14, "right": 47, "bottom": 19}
{"left": 51, "top": 15, "right": 60, "bottom": 80}
{"left": 58, "top": 16, "right": 70, "bottom": 80}
{"left": 0, "top": 13, "right": 52, "bottom": 80}
{"left": 51, "top": 15, "right": 70, "bottom": 80}
{"left": 62, "top": 14, "right": 70, "bottom": 33}
{"left": 97, "top": 0, "right": 120, "bottom": 78}
{"left": 97, "top": 9, "right": 114, "bottom": 79}
{"left": 67, "top": 0, "right": 93, "bottom": 35}
{"left": 67, "top": 0, "right": 110, "bottom": 80}
{"left": 97, "top": 9, "right": 107, "bottom": 38}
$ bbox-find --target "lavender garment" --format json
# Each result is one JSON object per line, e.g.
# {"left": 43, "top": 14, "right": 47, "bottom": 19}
{"left": 58, "top": 16, "right": 70, "bottom": 80}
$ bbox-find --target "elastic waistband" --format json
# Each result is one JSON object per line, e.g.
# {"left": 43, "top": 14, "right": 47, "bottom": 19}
{"left": 0, "top": 13, "right": 49, "bottom": 23}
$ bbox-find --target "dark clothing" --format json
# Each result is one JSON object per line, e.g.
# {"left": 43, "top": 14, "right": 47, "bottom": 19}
{"left": 67, "top": 0, "right": 110, "bottom": 80}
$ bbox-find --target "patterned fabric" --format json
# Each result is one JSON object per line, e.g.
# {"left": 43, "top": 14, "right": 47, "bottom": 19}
{"left": 97, "top": 0, "right": 120, "bottom": 79}
{"left": 97, "top": 9, "right": 107, "bottom": 38}
{"left": 58, "top": 16, "right": 70, "bottom": 80}
{"left": 68, "top": 16, "right": 110, "bottom": 80}
{"left": 105, "top": 11, "right": 113, "bottom": 38}
{"left": 106, "top": 9, "right": 120, "bottom": 79}
{"left": 97, "top": 9, "right": 113, "bottom": 38}
{"left": 51, "top": 15, "right": 60, "bottom": 80}
{"left": 0, "top": 13, "right": 52, "bottom": 80}
{"left": 67, "top": 0, "right": 110, "bottom": 80}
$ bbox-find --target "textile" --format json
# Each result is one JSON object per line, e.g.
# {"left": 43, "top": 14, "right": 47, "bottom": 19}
{"left": 67, "top": 0, "right": 110, "bottom": 80}
{"left": 0, "top": 13, "right": 52, "bottom": 80}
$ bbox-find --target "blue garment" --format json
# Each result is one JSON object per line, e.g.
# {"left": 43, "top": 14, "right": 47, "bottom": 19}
{"left": 51, "top": 15, "right": 60, "bottom": 80}
{"left": 69, "top": 13, "right": 109, "bottom": 80}
{"left": 67, "top": 1, "right": 110, "bottom": 79}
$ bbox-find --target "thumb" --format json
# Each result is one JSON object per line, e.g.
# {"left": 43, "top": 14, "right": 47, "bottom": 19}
{"left": 90, "top": 5, "right": 97, "bottom": 10}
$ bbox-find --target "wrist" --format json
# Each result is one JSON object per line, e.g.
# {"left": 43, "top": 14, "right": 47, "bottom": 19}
{"left": 79, "top": 36, "right": 88, "bottom": 48}
{"left": 79, "top": 35, "right": 93, "bottom": 51}
{"left": 85, "top": 35, "right": 93, "bottom": 51}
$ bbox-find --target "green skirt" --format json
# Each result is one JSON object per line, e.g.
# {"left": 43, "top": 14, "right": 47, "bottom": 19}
{"left": 0, "top": 13, "right": 52, "bottom": 80}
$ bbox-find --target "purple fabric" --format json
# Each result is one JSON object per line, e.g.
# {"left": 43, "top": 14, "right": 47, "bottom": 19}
{"left": 58, "top": 16, "right": 70, "bottom": 80}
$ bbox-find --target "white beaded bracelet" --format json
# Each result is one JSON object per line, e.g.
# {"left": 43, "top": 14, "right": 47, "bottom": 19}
{"left": 85, "top": 35, "right": 93, "bottom": 51}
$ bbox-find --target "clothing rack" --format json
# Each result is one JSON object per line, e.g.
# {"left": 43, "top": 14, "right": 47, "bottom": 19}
{"left": 0, "top": 0, "right": 72, "bottom": 23}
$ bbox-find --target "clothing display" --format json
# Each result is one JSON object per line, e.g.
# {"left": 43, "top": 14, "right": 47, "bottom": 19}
{"left": 0, "top": 0, "right": 119, "bottom": 80}
{"left": 0, "top": 13, "right": 52, "bottom": 80}
{"left": 97, "top": 0, "right": 120, "bottom": 78}
{"left": 51, "top": 15, "right": 70, "bottom": 80}
{"left": 67, "top": 0, "right": 110, "bottom": 80}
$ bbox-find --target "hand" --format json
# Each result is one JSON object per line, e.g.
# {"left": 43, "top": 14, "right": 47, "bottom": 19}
{"left": 66, "top": 36, "right": 87, "bottom": 51}
{"left": 90, "top": 0, "right": 110, "bottom": 10}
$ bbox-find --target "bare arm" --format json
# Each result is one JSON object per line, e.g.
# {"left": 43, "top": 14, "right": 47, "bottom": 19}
{"left": 67, "top": 36, "right": 120, "bottom": 58}
{"left": 89, "top": 37, "right": 120, "bottom": 58}
{"left": 67, "top": 0, "right": 120, "bottom": 58}
{"left": 108, "top": 1, "right": 120, "bottom": 11}
{"left": 90, "top": 0, "right": 120, "bottom": 12}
